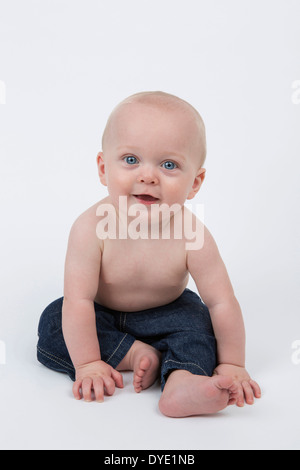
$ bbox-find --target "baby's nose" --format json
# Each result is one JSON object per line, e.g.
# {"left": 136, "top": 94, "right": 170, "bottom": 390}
{"left": 137, "top": 167, "right": 159, "bottom": 185}
{"left": 138, "top": 175, "right": 158, "bottom": 185}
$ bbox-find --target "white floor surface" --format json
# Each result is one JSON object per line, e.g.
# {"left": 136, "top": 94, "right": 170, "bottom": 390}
{"left": 1, "top": 290, "right": 299, "bottom": 451}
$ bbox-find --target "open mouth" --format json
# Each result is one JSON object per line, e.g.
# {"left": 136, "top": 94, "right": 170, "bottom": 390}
{"left": 133, "top": 194, "right": 160, "bottom": 204}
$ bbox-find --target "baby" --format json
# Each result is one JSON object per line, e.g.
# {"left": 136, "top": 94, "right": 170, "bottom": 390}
{"left": 37, "top": 91, "right": 261, "bottom": 417}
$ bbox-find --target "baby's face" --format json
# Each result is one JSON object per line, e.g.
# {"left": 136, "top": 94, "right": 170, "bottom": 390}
{"left": 98, "top": 101, "right": 205, "bottom": 211}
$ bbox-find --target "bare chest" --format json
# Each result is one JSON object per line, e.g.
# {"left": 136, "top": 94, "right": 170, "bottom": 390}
{"left": 96, "top": 238, "right": 188, "bottom": 310}
{"left": 102, "top": 237, "right": 186, "bottom": 284}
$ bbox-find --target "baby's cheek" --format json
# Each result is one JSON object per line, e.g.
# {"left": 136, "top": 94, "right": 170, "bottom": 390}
{"left": 107, "top": 174, "right": 129, "bottom": 195}
{"left": 166, "top": 186, "right": 187, "bottom": 205}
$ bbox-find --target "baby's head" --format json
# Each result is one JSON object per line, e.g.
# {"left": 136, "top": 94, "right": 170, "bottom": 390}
{"left": 97, "top": 91, "right": 207, "bottom": 209}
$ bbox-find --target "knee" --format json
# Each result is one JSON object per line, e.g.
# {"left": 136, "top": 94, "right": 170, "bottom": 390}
{"left": 38, "top": 297, "right": 64, "bottom": 337}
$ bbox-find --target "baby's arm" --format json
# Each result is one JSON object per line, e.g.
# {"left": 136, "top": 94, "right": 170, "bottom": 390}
{"left": 187, "top": 225, "right": 261, "bottom": 406}
{"left": 62, "top": 211, "right": 123, "bottom": 402}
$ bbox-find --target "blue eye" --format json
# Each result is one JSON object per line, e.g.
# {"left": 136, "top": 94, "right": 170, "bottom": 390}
{"left": 124, "top": 155, "right": 138, "bottom": 165}
{"left": 162, "top": 161, "right": 177, "bottom": 170}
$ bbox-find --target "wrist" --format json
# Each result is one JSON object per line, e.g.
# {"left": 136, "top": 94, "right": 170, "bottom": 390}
{"left": 75, "top": 358, "right": 102, "bottom": 371}
{"left": 218, "top": 361, "right": 245, "bottom": 368}
{"left": 216, "top": 348, "right": 245, "bottom": 369}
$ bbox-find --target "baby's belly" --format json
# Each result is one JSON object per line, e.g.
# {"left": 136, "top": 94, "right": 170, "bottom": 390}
{"left": 95, "top": 277, "right": 189, "bottom": 312}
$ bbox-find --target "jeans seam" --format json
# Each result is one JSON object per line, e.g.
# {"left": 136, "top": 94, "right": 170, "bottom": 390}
{"left": 107, "top": 333, "right": 129, "bottom": 363}
{"left": 37, "top": 346, "right": 74, "bottom": 371}
{"left": 164, "top": 359, "right": 208, "bottom": 376}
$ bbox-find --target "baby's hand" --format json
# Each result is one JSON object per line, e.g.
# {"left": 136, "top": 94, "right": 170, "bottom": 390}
{"left": 73, "top": 360, "right": 124, "bottom": 402}
{"left": 213, "top": 364, "right": 261, "bottom": 407}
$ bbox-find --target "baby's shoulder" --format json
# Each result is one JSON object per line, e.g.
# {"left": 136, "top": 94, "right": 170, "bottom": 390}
{"left": 73, "top": 197, "right": 110, "bottom": 224}
{"left": 69, "top": 197, "right": 110, "bottom": 244}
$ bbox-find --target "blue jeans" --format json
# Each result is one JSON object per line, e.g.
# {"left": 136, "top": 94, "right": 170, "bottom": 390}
{"left": 37, "top": 289, "right": 217, "bottom": 390}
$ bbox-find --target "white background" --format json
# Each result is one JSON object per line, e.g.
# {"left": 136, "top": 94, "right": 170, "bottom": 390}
{"left": 0, "top": 0, "right": 300, "bottom": 450}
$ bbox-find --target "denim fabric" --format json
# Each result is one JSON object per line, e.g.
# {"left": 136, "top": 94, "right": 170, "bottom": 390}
{"left": 37, "top": 289, "right": 217, "bottom": 390}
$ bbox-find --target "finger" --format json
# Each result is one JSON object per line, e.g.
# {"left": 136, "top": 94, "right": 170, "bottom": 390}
{"left": 111, "top": 368, "right": 124, "bottom": 388}
{"left": 227, "top": 380, "right": 240, "bottom": 395}
{"left": 242, "top": 380, "right": 254, "bottom": 405}
{"left": 103, "top": 376, "right": 116, "bottom": 396}
{"left": 93, "top": 377, "right": 104, "bottom": 403}
{"left": 82, "top": 377, "right": 93, "bottom": 402}
{"left": 250, "top": 380, "right": 262, "bottom": 399}
{"left": 228, "top": 397, "right": 237, "bottom": 406}
{"left": 73, "top": 380, "right": 83, "bottom": 400}
{"left": 214, "top": 375, "right": 234, "bottom": 390}
{"left": 235, "top": 382, "right": 245, "bottom": 407}
{"left": 228, "top": 387, "right": 239, "bottom": 404}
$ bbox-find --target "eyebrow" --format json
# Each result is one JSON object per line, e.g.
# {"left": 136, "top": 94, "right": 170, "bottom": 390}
{"left": 162, "top": 152, "right": 186, "bottom": 162}
{"left": 116, "top": 145, "right": 186, "bottom": 161}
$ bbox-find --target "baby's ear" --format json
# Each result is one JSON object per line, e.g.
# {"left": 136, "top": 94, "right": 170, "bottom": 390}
{"left": 187, "top": 168, "right": 206, "bottom": 200}
{"left": 96, "top": 152, "right": 107, "bottom": 186}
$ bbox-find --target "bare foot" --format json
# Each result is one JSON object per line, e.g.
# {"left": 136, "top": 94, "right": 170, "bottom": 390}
{"left": 133, "top": 354, "right": 161, "bottom": 393}
{"left": 159, "top": 370, "right": 238, "bottom": 417}
{"left": 117, "top": 340, "right": 161, "bottom": 393}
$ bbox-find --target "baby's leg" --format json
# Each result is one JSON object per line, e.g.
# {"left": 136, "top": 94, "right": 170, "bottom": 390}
{"left": 117, "top": 340, "right": 161, "bottom": 393}
{"left": 159, "top": 370, "right": 238, "bottom": 417}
